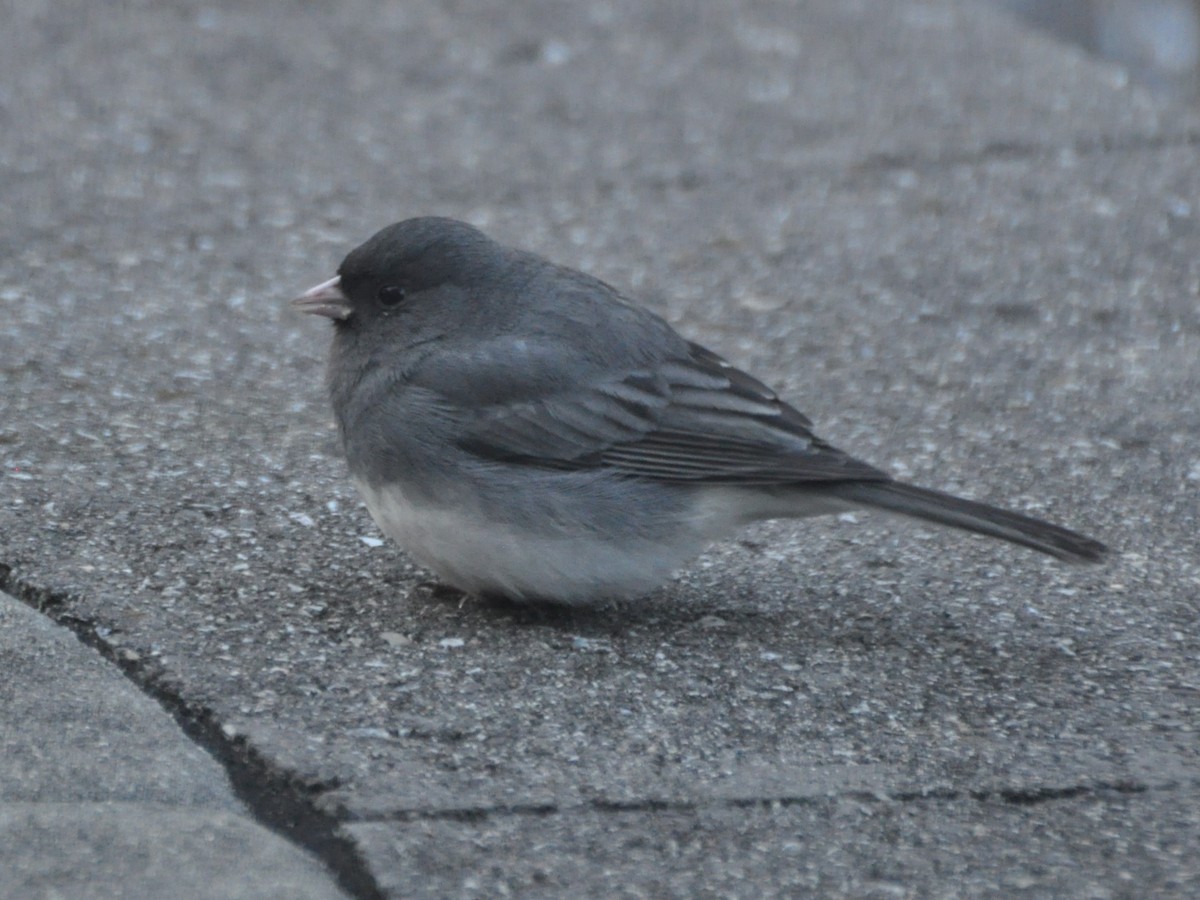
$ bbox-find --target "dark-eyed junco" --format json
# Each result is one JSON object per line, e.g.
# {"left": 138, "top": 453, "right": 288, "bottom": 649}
{"left": 293, "top": 217, "right": 1106, "bottom": 605}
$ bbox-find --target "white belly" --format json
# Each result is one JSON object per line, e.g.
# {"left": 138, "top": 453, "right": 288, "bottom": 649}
{"left": 350, "top": 472, "right": 855, "bottom": 605}
{"left": 352, "top": 478, "right": 692, "bottom": 605}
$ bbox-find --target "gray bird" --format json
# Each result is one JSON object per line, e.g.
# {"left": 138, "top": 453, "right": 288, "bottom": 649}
{"left": 293, "top": 217, "right": 1106, "bottom": 605}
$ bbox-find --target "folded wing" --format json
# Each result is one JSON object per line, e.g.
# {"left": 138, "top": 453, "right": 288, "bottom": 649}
{"left": 456, "top": 341, "right": 890, "bottom": 485}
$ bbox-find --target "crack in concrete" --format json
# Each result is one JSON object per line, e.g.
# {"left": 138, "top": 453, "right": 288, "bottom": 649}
{"left": 0, "top": 564, "right": 385, "bottom": 900}
{"left": 349, "top": 779, "right": 1158, "bottom": 825}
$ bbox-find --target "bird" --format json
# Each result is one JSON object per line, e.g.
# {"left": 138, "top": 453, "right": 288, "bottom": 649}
{"left": 292, "top": 216, "right": 1107, "bottom": 605}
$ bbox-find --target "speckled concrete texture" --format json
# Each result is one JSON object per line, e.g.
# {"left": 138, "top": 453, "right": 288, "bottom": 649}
{"left": 1, "top": 0, "right": 1197, "bottom": 896}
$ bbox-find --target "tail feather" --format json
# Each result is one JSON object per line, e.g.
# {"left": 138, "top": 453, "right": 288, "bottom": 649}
{"left": 825, "top": 481, "right": 1107, "bottom": 564}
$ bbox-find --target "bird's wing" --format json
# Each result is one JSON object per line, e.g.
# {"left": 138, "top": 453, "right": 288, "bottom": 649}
{"left": 449, "top": 340, "right": 889, "bottom": 485}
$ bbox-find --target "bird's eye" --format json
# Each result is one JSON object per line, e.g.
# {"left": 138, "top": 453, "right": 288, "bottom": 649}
{"left": 377, "top": 285, "right": 406, "bottom": 307}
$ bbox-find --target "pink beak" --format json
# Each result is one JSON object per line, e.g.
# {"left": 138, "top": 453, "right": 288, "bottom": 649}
{"left": 292, "top": 275, "right": 352, "bottom": 320}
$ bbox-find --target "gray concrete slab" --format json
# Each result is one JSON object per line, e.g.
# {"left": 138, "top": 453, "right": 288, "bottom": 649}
{"left": 0, "top": 591, "right": 235, "bottom": 807}
{"left": 0, "top": 803, "right": 347, "bottom": 900}
{"left": 1, "top": 0, "right": 1198, "bottom": 896}
{"left": 346, "top": 783, "right": 1200, "bottom": 897}
{"left": 0, "top": 592, "right": 347, "bottom": 898}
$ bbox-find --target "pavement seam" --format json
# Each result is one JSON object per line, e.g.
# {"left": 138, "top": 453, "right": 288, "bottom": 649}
{"left": 0, "top": 563, "right": 384, "bottom": 900}
{"left": 345, "top": 779, "right": 1169, "bottom": 825}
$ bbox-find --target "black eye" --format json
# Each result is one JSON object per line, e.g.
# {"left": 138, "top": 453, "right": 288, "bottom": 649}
{"left": 377, "top": 285, "right": 406, "bottom": 307}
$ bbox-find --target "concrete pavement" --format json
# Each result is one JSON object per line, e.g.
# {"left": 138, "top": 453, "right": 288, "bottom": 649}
{"left": 0, "top": 590, "right": 348, "bottom": 898}
{"left": 2, "top": 0, "right": 1198, "bottom": 896}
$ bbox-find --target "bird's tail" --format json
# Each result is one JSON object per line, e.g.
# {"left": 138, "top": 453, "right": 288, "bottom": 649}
{"left": 824, "top": 481, "right": 1107, "bottom": 564}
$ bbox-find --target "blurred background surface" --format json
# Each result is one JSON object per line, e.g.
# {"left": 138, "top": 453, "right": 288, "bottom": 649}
{"left": 994, "top": 0, "right": 1200, "bottom": 102}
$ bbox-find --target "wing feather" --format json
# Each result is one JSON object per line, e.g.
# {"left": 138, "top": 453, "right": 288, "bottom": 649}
{"left": 456, "top": 342, "right": 887, "bottom": 485}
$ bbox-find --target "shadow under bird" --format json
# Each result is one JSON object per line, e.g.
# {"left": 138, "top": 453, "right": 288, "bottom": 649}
{"left": 292, "top": 217, "right": 1107, "bottom": 605}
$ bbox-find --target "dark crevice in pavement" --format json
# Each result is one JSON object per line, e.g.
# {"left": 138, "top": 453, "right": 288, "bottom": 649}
{"left": 0, "top": 565, "right": 72, "bottom": 612}
{"left": 0, "top": 564, "right": 384, "bottom": 900}
{"left": 852, "top": 129, "right": 1200, "bottom": 176}
{"left": 380, "top": 803, "right": 563, "bottom": 824}
{"left": 988, "top": 782, "right": 1146, "bottom": 805}
{"left": 358, "top": 779, "right": 1159, "bottom": 824}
